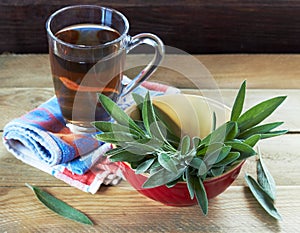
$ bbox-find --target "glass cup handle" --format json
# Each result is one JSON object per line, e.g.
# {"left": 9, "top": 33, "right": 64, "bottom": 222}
{"left": 121, "top": 33, "right": 165, "bottom": 97}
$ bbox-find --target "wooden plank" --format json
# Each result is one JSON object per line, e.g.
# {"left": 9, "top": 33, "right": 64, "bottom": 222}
{"left": 1, "top": 54, "right": 300, "bottom": 89}
{"left": 0, "top": 88, "right": 54, "bottom": 129}
{"left": 1, "top": 88, "right": 299, "bottom": 131}
{"left": 1, "top": 133, "right": 299, "bottom": 187}
{"left": 1, "top": 185, "right": 299, "bottom": 232}
{"left": 183, "top": 89, "right": 300, "bottom": 132}
{"left": 1, "top": 1, "right": 300, "bottom": 53}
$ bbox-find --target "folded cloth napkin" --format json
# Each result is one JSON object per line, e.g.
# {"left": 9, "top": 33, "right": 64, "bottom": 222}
{"left": 3, "top": 79, "right": 179, "bottom": 194}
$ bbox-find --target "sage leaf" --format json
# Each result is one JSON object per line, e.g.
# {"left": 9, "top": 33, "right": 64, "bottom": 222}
{"left": 149, "top": 160, "right": 163, "bottom": 175}
{"left": 143, "top": 167, "right": 184, "bottom": 188}
{"left": 260, "top": 130, "right": 288, "bottom": 139}
{"left": 153, "top": 104, "right": 181, "bottom": 143}
{"left": 189, "top": 157, "right": 207, "bottom": 176}
{"left": 231, "top": 80, "right": 246, "bottom": 121}
{"left": 98, "top": 94, "right": 145, "bottom": 135}
{"left": 238, "top": 122, "right": 284, "bottom": 139}
{"left": 237, "top": 96, "right": 286, "bottom": 132}
{"left": 197, "top": 142, "right": 223, "bottom": 157}
{"left": 109, "top": 150, "right": 146, "bottom": 162}
{"left": 189, "top": 157, "right": 205, "bottom": 169}
{"left": 105, "top": 147, "right": 125, "bottom": 156}
{"left": 95, "top": 132, "right": 138, "bottom": 144}
{"left": 213, "top": 152, "right": 240, "bottom": 167}
{"left": 192, "top": 137, "right": 202, "bottom": 150}
{"left": 204, "top": 145, "right": 232, "bottom": 166}
{"left": 257, "top": 152, "right": 276, "bottom": 200}
{"left": 202, "top": 121, "right": 235, "bottom": 145}
{"left": 25, "top": 183, "right": 93, "bottom": 225}
{"left": 125, "top": 139, "right": 162, "bottom": 154}
{"left": 226, "top": 122, "right": 239, "bottom": 141}
{"left": 158, "top": 153, "right": 178, "bottom": 173}
{"left": 194, "top": 177, "right": 209, "bottom": 216}
{"left": 132, "top": 92, "right": 144, "bottom": 110}
{"left": 226, "top": 140, "right": 256, "bottom": 160}
{"left": 212, "top": 111, "right": 217, "bottom": 131}
{"left": 211, "top": 166, "right": 225, "bottom": 177}
{"left": 180, "top": 135, "right": 191, "bottom": 155}
{"left": 244, "top": 174, "right": 282, "bottom": 220}
{"left": 135, "top": 158, "right": 155, "bottom": 174}
{"left": 244, "top": 134, "right": 261, "bottom": 147}
{"left": 142, "top": 92, "right": 170, "bottom": 144}
{"left": 186, "top": 168, "right": 195, "bottom": 199}
{"left": 92, "top": 121, "right": 142, "bottom": 137}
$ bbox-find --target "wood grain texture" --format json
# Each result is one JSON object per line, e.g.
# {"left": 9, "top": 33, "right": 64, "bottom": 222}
{"left": 1, "top": 186, "right": 300, "bottom": 232}
{"left": 0, "top": 54, "right": 299, "bottom": 232}
{"left": 1, "top": 54, "right": 300, "bottom": 89}
{"left": 1, "top": 0, "right": 300, "bottom": 53}
{"left": 1, "top": 88, "right": 298, "bottom": 131}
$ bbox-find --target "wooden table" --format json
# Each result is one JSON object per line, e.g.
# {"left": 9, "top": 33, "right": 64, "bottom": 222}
{"left": 1, "top": 54, "right": 299, "bottom": 232}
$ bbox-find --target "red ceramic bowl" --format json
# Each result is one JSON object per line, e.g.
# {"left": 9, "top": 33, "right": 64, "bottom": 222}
{"left": 120, "top": 94, "right": 244, "bottom": 206}
{"left": 119, "top": 160, "right": 245, "bottom": 206}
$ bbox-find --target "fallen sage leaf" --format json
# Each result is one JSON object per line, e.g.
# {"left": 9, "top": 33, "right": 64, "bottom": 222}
{"left": 257, "top": 150, "right": 276, "bottom": 200}
{"left": 26, "top": 183, "right": 93, "bottom": 225}
{"left": 244, "top": 174, "right": 282, "bottom": 220}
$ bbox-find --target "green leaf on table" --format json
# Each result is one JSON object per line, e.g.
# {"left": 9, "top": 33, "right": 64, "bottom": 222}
{"left": 98, "top": 94, "right": 145, "bottom": 135}
{"left": 25, "top": 183, "right": 93, "bottom": 225}
{"left": 244, "top": 174, "right": 282, "bottom": 220}
{"left": 231, "top": 80, "right": 246, "bottom": 121}
{"left": 257, "top": 152, "right": 276, "bottom": 200}
{"left": 237, "top": 96, "right": 286, "bottom": 132}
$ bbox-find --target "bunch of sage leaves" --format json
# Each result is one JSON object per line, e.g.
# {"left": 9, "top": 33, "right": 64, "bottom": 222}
{"left": 93, "top": 81, "right": 286, "bottom": 219}
{"left": 26, "top": 81, "right": 285, "bottom": 224}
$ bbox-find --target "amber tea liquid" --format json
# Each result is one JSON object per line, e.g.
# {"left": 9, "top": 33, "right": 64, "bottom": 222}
{"left": 49, "top": 24, "right": 125, "bottom": 127}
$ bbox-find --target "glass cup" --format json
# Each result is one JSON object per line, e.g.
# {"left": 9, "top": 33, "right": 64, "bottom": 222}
{"left": 46, "top": 5, "right": 164, "bottom": 133}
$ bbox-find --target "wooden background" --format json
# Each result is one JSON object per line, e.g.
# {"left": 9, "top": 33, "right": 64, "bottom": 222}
{"left": 1, "top": 0, "right": 300, "bottom": 54}
{"left": 1, "top": 54, "right": 300, "bottom": 232}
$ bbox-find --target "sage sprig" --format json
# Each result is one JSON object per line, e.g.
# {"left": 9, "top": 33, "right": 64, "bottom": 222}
{"left": 93, "top": 80, "right": 286, "bottom": 218}
{"left": 245, "top": 171, "right": 282, "bottom": 220}
{"left": 26, "top": 183, "right": 93, "bottom": 225}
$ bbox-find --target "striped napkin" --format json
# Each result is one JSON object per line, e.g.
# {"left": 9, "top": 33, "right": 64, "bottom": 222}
{"left": 3, "top": 79, "right": 179, "bottom": 193}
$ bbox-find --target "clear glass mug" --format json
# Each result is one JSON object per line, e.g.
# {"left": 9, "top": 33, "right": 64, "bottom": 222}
{"left": 46, "top": 5, "right": 164, "bottom": 133}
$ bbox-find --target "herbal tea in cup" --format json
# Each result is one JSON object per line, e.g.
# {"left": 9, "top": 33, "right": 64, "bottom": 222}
{"left": 46, "top": 5, "right": 164, "bottom": 133}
